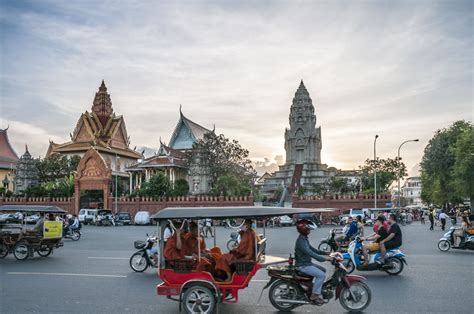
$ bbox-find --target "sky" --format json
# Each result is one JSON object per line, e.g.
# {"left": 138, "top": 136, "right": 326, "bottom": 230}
{"left": 0, "top": 0, "right": 472, "bottom": 176}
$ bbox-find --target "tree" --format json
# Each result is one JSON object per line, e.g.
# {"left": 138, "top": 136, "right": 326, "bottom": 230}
{"left": 188, "top": 132, "right": 257, "bottom": 192}
{"left": 138, "top": 173, "right": 172, "bottom": 198}
{"left": 35, "top": 154, "right": 81, "bottom": 183}
{"left": 452, "top": 128, "right": 474, "bottom": 205}
{"left": 420, "top": 120, "right": 472, "bottom": 205}
{"left": 212, "top": 175, "right": 251, "bottom": 196}
{"left": 359, "top": 157, "right": 406, "bottom": 194}
{"left": 173, "top": 179, "right": 190, "bottom": 196}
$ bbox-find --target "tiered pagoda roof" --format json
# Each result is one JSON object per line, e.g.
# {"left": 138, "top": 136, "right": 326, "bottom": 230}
{"left": 46, "top": 81, "right": 141, "bottom": 160}
{"left": 127, "top": 142, "right": 187, "bottom": 171}
{"left": 168, "top": 107, "right": 213, "bottom": 150}
{"left": 0, "top": 127, "right": 19, "bottom": 170}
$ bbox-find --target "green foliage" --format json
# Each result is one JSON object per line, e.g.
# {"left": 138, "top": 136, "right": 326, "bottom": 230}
{"left": 188, "top": 133, "right": 257, "bottom": 191}
{"left": 421, "top": 120, "right": 473, "bottom": 205}
{"left": 173, "top": 179, "right": 190, "bottom": 196}
{"left": 35, "top": 154, "right": 81, "bottom": 183}
{"left": 212, "top": 175, "right": 251, "bottom": 196}
{"left": 138, "top": 173, "right": 172, "bottom": 198}
{"left": 24, "top": 175, "right": 74, "bottom": 197}
{"left": 360, "top": 157, "right": 406, "bottom": 193}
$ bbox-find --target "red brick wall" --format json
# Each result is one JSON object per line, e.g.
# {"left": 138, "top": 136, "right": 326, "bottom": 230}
{"left": 0, "top": 195, "right": 255, "bottom": 215}
{"left": 292, "top": 193, "right": 392, "bottom": 213}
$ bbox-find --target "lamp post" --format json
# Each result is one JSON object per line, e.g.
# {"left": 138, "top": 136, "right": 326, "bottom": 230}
{"left": 106, "top": 146, "right": 119, "bottom": 215}
{"left": 397, "top": 139, "right": 419, "bottom": 209}
{"left": 374, "top": 135, "right": 379, "bottom": 209}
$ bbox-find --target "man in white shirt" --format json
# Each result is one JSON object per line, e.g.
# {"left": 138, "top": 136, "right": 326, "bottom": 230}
{"left": 439, "top": 211, "right": 449, "bottom": 231}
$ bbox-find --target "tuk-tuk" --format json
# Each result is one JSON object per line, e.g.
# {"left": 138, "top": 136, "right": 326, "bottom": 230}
{"left": 96, "top": 209, "right": 115, "bottom": 226}
{"left": 150, "top": 206, "right": 369, "bottom": 313}
{"left": 0, "top": 205, "right": 66, "bottom": 261}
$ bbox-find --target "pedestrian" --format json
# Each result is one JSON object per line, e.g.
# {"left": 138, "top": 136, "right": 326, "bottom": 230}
{"left": 420, "top": 210, "right": 425, "bottom": 224}
{"left": 439, "top": 211, "right": 448, "bottom": 230}
{"left": 204, "top": 218, "right": 214, "bottom": 237}
{"left": 428, "top": 208, "right": 434, "bottom": 231}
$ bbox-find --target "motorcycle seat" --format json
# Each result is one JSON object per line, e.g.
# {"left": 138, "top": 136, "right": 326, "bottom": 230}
{"left": 295, "top": 271, "right": 313, "bottom": 280}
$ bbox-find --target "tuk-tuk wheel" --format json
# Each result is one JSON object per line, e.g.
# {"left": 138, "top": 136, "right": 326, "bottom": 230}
{"left": 182, "top": 285, "right": 216, "bottom": 314}
{"left": 13, "top": 242, "right": 30, "bottom": 261}
{"left": 37, "top": 247, "right": 52, "bottom": 257}
{"left": 0, "top": 243, "right": 8, "bottom": 258}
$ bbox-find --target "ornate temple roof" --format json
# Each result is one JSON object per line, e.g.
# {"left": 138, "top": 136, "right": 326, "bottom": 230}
{"left": 0, "top": 127, "right": 19, "bottom": 169}
{"left": 126, "top": 142, "right": 187, "bottom": 170}
{"left": 168, "top": 107, "right": 213, "bottom": 150}
{"left": 47, "top": 81, "right": 141, "bottom": 160}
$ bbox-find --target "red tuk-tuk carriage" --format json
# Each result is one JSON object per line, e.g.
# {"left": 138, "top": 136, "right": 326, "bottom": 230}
{"left": 150, "top": 206, "right": 371, "bottom": 313}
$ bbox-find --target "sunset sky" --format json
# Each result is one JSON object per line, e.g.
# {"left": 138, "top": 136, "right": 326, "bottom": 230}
{"left": 1, "top": 0, "right": 472, "bottom": 176}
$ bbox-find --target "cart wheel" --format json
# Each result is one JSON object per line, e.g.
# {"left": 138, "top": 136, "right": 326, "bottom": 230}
{"left": 37, "top": 247, "right": 52, "bottom": 257}
{"left": 0, "top": 243, "right": 8, "bottom": 258}
{"left": 182, "top": 285, "right": 216, "bottom": 314}
{"left": 13, "top": 242, "right": 30, "bottom": 261}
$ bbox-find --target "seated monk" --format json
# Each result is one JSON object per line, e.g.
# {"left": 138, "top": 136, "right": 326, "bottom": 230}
{"left": 215, "top": 219, "right": 256, "bottom": 281}
{"left": 164, "top": 229, "right": 185, "bottom": 261}
{"left": 183, "top": 222, "right": 215, "bottom": 273}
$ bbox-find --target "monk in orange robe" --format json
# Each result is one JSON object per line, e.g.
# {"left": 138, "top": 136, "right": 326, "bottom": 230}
{"left": 164, "top": 229, "right": 185, "bottom": 261}
{"left": 183, "top": 222, "right": 215, "bottom": 273}
{"left": 215, "top": 219, "right": 256, "bottom": 279}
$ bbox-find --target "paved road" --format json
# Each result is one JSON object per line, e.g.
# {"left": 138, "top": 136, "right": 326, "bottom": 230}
{"left": 1, "top": 223, "right": 472, "bottom": 313}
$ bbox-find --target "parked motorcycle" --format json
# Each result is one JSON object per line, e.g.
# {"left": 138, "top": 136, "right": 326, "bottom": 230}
{"left": 63, "top": 228, "right": 81, "bottom": 241}
{"left": 342, "top": 236, "right": 407, "bottom": 275}
{"left": 438, "top": 227, "right": 474, "bottom": 252}
{"left": 262, "top": 253, "right": 371, "bottom": 312}
{"left": 129, "top": 234, "right": 158, "bottom": 272}
{"left": 318, "top": 228, "right": 349, "bottom": 253}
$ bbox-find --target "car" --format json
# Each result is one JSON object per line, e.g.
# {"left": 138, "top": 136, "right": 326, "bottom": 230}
{"left": 115, "top": 212, "right": 131, "bottom": 225}
{"left": 279, "top": 215, "right": 294, "bottom": 226}
{"left": 78, "top": 209, "right": 98, "bottom": 225}
{"left": 134, "top": 211, "right": 151, "bottom": 225}
{"left": 25, "top": 214, "right": 40, "bottom": 224}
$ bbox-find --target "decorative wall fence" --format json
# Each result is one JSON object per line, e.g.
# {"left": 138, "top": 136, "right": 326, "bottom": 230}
{"left": 0, "top": 195, "right": 255, "bottom": 215}
{"left": 293, "top": 193, "right": 392, "bottom": 212}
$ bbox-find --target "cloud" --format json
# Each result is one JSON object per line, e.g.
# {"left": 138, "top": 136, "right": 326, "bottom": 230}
{"left": 0, "top": 0, "right": 472, "bottom": 174}
{"left": 253, "top": 155, "right": 285, "bottom": 176}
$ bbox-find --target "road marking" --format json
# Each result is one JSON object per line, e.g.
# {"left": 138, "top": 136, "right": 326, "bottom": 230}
{"left": 7, "top": 272, "right": 127, "bottom": 278}
{"left": 88, "top": 257, "right": 129, "bottom": 260}
{"left": 251, "top": 280, "right": 268, "bottom": 282}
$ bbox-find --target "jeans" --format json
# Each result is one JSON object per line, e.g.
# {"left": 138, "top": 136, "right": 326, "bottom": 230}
{"left": 297, "top": 263, "right": 326, "bottom": 295}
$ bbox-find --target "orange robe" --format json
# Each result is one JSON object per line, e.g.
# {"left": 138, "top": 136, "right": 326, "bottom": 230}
{"left": 183, "top": 233, "right": 214, "bottom": 273}
{"left": 215, "top": 229, "right": 256, "bottom": 273}
{"left": 164, "top": 233, "right": 185, "bottom": 260}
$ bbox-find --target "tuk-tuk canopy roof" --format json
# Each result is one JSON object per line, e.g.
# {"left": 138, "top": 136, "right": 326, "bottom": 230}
{"left": 151, "top": 206, "right": 336, "bottom": 220}
{"left": 0, "top": 205, "right": 67, "bottom": 214}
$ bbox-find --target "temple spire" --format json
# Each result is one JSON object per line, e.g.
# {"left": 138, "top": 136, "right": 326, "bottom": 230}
{"left": 92, "top": 80, "right": 114, "bottom": 126}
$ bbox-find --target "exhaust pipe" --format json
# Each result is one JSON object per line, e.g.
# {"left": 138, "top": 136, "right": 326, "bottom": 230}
{"left": 273, "top": 298, "right": 309, "bottom": 305}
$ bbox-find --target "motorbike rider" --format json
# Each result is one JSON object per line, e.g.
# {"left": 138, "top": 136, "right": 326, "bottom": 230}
{"left": 360, "top": 216, "right": 388, "bottom": 267}
{"left": 68, "top": 214, "right": 80, "bottom": 235}
{"left": 294, "top": 219, "right": 332, "bottom": 305}
{"left": 454, "top": 215, "right": 471, "bottom": 247}
{"left": 378, "top": 213, "right": 402, "bottom": 264}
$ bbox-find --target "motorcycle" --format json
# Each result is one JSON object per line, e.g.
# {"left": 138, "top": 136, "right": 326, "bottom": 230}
{"left": 438, "top": 227, "right": 474, "bottom": 252}
{"left": 318, "top": 228, "right": 349, "bottom": 253}
{"left": 262, "top": 253, "right": 371, "bottom": 312}
{"left": 342, "top": 236, "right": 407, "bottom": 276}
{"left": 129, "top": 234, "right": 158, "bottom": 272}
{"left": 63, "top": 228, "right": 81, "bottom": 241}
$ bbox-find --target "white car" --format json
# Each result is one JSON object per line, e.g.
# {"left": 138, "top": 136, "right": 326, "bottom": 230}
{"left": 79, "top": 209, "right": 98, "bottom": 225}
{"left": 134, "top": 211, "right": 151, "bottom": 225}
{"left": 279, "top": 215, "right": 294, "bottom": 226}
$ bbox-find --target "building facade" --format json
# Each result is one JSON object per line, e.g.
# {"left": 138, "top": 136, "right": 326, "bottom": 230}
{"left": 126, "top": 108, "right": 214, "bottom": 194}
{"left": 46, "top": 81, "right": 141, "bottom": 195}
{"left": 402, "top": 176, "right": 422, "bottom": 206}
{"left": 262, "top": 81, "right": 360, "bottom": 195}
{"left": 0, "top": 128, "right": 18, "bottom": 193}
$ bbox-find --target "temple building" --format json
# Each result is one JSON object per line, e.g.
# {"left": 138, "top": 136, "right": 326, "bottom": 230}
{"left": 0, "top": 127, "right": 19, "bottom": 193}
{"left": 46, "top": 81, "right": 141, "bottom": 196}
{"left": 262, "top": 81, "right": 360, "bottom": 195}
{"left": 14, "top": 145, "right": 39, "bottom": 193}
{"left": 126, "top": 108, "right": 214, "bottom": 194}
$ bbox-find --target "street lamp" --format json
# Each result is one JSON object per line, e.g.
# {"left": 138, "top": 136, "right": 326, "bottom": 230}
{"left": 374, "top": 135, "right": 379, "bottom": 209}
{"left": 397, "top": 139, "right": 419, "bottom": 209}
{"left": 106, "top": 146, "right": 119, "bottom": 215}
